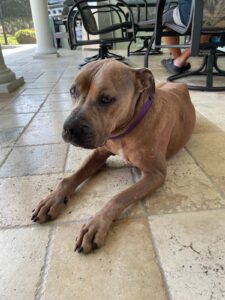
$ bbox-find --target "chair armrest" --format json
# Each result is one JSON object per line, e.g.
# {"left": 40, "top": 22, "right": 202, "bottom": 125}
{"left": 67, "top": 0, "right": 136, "bottom": 48}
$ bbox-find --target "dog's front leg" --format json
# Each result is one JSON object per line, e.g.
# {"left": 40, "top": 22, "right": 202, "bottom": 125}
{"left": 75, "top": 167, "right": 166, "bottom": 254}
{"left": 31, "top": 147, "right": 111, "bottom": 223}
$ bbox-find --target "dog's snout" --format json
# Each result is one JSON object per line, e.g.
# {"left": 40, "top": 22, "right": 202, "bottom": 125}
{"left": 64, "top": 122, "right": 91, "bottom": 137}
{"left": 62, "top": 114, "right": 96, "bottom": 148}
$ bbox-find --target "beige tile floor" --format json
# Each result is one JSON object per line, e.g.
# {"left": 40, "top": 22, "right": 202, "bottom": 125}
{"left": 0, "top": 46, "right": 225, "bottom": 300}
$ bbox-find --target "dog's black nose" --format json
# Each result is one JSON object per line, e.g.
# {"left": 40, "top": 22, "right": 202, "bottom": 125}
{"left": 64, "top": 124, "right": 91, "bottom": 137}
{"left": 63, "top": 121, "right": 91, "bottom": 138}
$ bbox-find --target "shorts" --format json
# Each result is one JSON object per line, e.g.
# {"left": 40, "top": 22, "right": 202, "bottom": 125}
{"left": 162, "top": 7, "right": 186, "bottom": 28}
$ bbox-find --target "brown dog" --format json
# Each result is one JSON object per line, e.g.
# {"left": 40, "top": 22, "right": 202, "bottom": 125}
{"left": 31, "top": 60, "right": 196, "bottom": 254}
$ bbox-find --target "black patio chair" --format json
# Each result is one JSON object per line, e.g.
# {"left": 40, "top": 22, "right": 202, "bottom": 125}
{"left": 144, "top": 0, "right": 225, "bottom": 91}
{"left": 125, "top": 0, "right": 176, "bottom": 56}
{"left": 67, "top": 0, "right": 135, "bottom": 67}
{"left": 123, "top": 0, "right": 160, "bottom": 56}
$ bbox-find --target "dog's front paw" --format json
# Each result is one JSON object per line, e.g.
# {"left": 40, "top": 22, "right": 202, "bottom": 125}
{"left": 75, "top": 213, "right": 111, "bottom": 254}
{"left": 31, "top": 193, "right": 68, "bottom": 223}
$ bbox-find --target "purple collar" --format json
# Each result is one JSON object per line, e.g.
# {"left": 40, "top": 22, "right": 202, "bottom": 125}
{"left": 109, "top": 93, "right": 154, "bottom": 140}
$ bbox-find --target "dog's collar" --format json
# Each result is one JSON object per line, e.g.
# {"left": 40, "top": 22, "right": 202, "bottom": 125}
{"left": 109, "top": 93, "right": 154, "bottom": 140}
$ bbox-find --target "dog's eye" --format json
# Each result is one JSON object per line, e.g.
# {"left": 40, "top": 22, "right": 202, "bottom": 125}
{"left": 70, "top": 86, "right": 76, "bottom": 96}
{"left": 99, "top": 96, "right": 116, "bottom": 105}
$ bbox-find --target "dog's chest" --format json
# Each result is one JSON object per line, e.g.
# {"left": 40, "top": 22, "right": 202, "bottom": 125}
{"left": 117, "top": 148, "right": 132, "bottom": 166}
{"left": 106, "top": 141, "right": 133, "bottom": 166}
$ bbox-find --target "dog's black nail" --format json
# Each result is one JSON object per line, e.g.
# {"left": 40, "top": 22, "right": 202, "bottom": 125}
{"left": 74, "top": 245, "right": 79, "bottom": 252}
{"left": 32, "top": 209, "right": 35, "bottom": 213}
{"left": 33, "top": 217, "right": 39, "bottom": 222}
{"left": 63, "top": 197, "right": 68, "bottom": 205}
{"left": 31, "top": 215, "right": 36, "bottom": 220}
{"left": 92, "top": 242, "right": 98, "bottom": 250}
{"left": 78, "top": 247, "right": 83, "bottom": 253}
{"left": 46, "top": 214, "right": 52, "bottom": 221}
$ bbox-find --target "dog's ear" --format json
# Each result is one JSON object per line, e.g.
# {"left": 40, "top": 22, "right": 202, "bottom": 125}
{"left": 135, "top": 68, "right": 155, "bottom": 93}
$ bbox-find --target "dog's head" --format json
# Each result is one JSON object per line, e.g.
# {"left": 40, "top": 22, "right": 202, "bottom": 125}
{"left": 62, "top": 60, "right": 155, "bottom": 149}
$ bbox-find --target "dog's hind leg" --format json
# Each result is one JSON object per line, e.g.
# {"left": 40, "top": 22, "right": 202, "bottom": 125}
{"left": 31, "top": 147, "right": 112, "bottom": 223}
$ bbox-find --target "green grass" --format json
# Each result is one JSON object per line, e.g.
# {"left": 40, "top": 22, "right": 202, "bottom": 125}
{"left": 0, "top": 34, "right": 18, "bottom": 45}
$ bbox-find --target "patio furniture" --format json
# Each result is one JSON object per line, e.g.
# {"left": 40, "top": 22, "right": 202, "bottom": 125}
{"left": 49, "top": 0, "right": 75, "bottom": 48}
{"left": 144, "top": 0, "right": 225, "bottom": 91}
{"left": 67, "top": 0, "right": 135, "bottom": 67}
{"left": 122, "top": 0, "right": 160, "bottom": 56}
{"left": 126, "top": 0, "right": 177, "bottom": 56}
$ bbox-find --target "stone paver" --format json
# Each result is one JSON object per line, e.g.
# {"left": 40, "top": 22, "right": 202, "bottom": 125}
{"left": 21, "top": 87, "right": 52, "bottom": 95}
{"left": 149, "top": 210, "right": 225, "bottom": 300}
{"left": 65, "top": 166, "right": 144, "bottom": 221}
{"left": 187, "top": 133, "right": 225, "bottom": 194}
{"left": 0, "top": 144, "right": 68, "bottom": 177}
{"left": 0, "top": 99, "right": 9, "bottom": 110}
{"left": 0, "top": 174, "right": 64, "bottom": 227}
{"left": 0, "top": 95, "right": 46, "bottom": 114}
{"left": 143, "top": 163, "right": 224, "bottom": 215}
{"left": 16, "top": 111, "right": 69, "bottom": 146}
{"left": 0, "top": 226, "right": 50, "bottom": 300}
{"left": 0, "top": 147, "right": 10, "bottom": 166}
{"left": 0, "top": 113, "right": 34, "bottom": 130}
{"left": 46, "top": 92, "right": 70, "bottom": 102}
{"left": 0, "top": 127, "right": 24, "bottom": 147}
{"left": 193, "top": 112, "right": 223, "bottom": 134}
{"left": 187, "top": 133, "right": 225, "bottom": 177}
{"left": 43, "top": 220, "right": 167, "bottom": 300}
{"left": 40, "top": 100, "right": 72, "bottom": 112}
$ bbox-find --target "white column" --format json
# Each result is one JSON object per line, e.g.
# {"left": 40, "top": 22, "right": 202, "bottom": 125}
{"left": 0, "top": 45, "right": 24, "bottom": 93}
{"left": 29, "top": 0, "right": 58, "bottom": 58}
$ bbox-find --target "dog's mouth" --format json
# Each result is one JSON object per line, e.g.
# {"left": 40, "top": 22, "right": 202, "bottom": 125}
{"left": 62, "top": 128, "right": 106, "bottom": 149}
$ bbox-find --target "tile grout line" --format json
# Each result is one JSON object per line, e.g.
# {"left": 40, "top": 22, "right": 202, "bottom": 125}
{"left": 63, "top": 144, "right": 70, "bottom": 172}
{"left": 0, "top": 170, "right": 69, "bottom": 179}
{"left": 0, "top": 96, "right": 49, "bottom": 168}
{"left": 0, "top": 64, "right": 74, "bottom": 170}
{"left": 2, "top": 61, "right": 69, "bottom": 142}
{"left": 0, "top": 215, "right": 145, "bottom": 231}
{"left": 35, "top": 226, "right": 55, "bottom": 300}
{"left": 130, "top": 163, "right": 171, "bottom": 298}
{"left": 14, "top": 142, "right": 65, "bottom": 148}
{"left": 0, "top": 78, "right": 63, "bottom": 169}
{"left": 146, "top": 216, "right": 172, "bottom": 300}
{"left": 131, "top": 167, "right": 172, "bottom": 299}
{"left": 0, "top": 157, "right": 134, "bottom": 178}
{"left": 185, "top": 146, "right": 225, "bottom": 200}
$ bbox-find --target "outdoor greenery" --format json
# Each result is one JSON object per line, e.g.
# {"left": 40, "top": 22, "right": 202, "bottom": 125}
{"left": 0, "top": 0, "right": 33, "bottom": 45}
{"left": 0, "top": 34, "right": 18, "bottom": 45}
{"left": 15, "top": 29, "right": 36, "bottom": 44}
{"left": 2, "top": 17, "right": 34, "bottom": 35}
